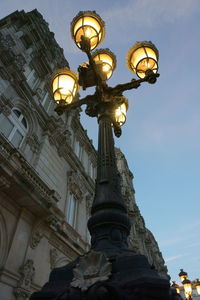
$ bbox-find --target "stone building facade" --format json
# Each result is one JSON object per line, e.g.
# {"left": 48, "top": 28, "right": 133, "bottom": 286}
{"left": 0, "top": 9, "right": 168, "bottom": 300}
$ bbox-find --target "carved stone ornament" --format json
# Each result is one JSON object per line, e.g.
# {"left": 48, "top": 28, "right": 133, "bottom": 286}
{"left": 30, "top": 220, "right": 44, "bottom": 249}
{"left": 14, "top": 287, "right": 30, "bottom": 300}
{"left": 15, "top": 54, "right": 26, "bottom": 70}
{"left": 71, "top": 250, "right": 112, "bottom": 291}
{"left": 67, "top": 170, "right": 86, "bottom": 201}
{"left": 26, "top": 133, "right": 40, "bottom": 154}
{"left": 0, "top": 95, "right": 13, "bottom": 116}
{"left": 0, "top": 33, "right": 15, "bottom": 48}
{"left": 0, "top": 175, "right": 10, "bottom": 188}
{"left": 46, "top": 214, "right": 60, "bottom": 232}
{"left": 50, "top": 248, "right": 58, "bottom": 270}
{"left": 46, "top": 117, "right": 72, "bottom": 150}
{"left": 86, "top": 194, "right": 93, "bottom": 215}
{"left": 18, "top": 259, "right": 35, "bottom": 289}
{"left": 30, "top": 230, "right": 43, "bottom": 249}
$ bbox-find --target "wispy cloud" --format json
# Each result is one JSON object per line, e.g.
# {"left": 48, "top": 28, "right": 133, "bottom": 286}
{"left": 165, "top": 253, "right": 188, "bottom": 263}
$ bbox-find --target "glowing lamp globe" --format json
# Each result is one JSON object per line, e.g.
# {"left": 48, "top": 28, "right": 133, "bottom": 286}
{"left": 114, "top": 98, "right": 128, "bottom": 126}
{"left": 195, "top": 279, "right": 200, "bottom": 295}
{"left": 179, "top": 269, "right": 188, "bottom": 283}
{"left": 183, "top": 279, "right": 192, "bottom": 298}
{"left": 127, "top": 41, "right": 159, "bottom": 79}
{"left": 52, "top": 68, "right": 79, "bottom": 105}
{"left": 171, "top": 281, "right": 180, "bottom": 294}
{"left": 92, "top": 49, "right": 116, "bottom": 80}
{"left": 71, "top": 11, "right": 105, "bottom": 51}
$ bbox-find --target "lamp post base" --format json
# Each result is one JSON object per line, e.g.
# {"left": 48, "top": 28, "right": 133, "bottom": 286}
{"left": 30, "top": 249, "right": 172, "bottom": 300}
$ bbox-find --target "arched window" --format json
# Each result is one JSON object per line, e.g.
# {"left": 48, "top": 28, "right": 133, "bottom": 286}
{"left": 0, "top": 109, "right": 28, "bottom": 148}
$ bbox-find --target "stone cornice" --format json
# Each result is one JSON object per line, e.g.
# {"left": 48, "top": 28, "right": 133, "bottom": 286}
{"left": 29, "top": 210, "right": 89, "bottom": 254}
{"left": 48, "top": 219, "right": 89, "bottom": 257}
{"left": 0, "top": 267, "right": 20, "bottom": 286}
{"left": 0, "top": 135, "right": 60, "bottom": 212}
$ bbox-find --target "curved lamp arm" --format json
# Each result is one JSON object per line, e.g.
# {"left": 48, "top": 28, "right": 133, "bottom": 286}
{"left": 55, "top": 71, "right": 159, "bottom": 116}
{"left": 54, "top": 94, "right": 96, "bottom": 115}
{"left": 106, "top": 71, "right": 160, "bottom": 97}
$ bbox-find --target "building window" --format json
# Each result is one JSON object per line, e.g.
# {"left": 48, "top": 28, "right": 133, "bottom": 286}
{"left": 26, "top": 69, "right": 39, "bottom": 89}
{"left": 20, "top": 34, "right": 32, "bottom": 49}
{"left": 74, "top": 139, "right": 82, "bottom": 160}
{"left": 0, "top": 109, "right": 28, "bottom": 148}
{"left": 39, "top": 91, "right": 52, "bottom": 112}
{"left": 66, "top": 193, "right": 77, "bottom": 228}
{"left": 89, "top": 161, "right": 95, "bottom": 179}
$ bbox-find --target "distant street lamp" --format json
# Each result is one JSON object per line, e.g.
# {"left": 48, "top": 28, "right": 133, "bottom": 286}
{"left": 179, "top": 269, "right": 189, "bottom": 283}
{"left": 172, "top": 269, "right": 200, "bottom": 300}
{"left": 182, "top": 279, "right": 193, "bottom": 300}
{"left": 196, "top": 280, "right": 200, "bottom": 296}
{"left": 172, "top": 281, "right": 181, "bottom": 294}
{"left": 31, "top": 10, "right": 174, "bottom": 300}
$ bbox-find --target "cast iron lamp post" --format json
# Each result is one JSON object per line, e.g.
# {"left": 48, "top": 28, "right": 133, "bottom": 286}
{"left": 172, "top": 270, "right": 200, "bottom": 299}
{"left": 30, "top": 11, "right": 173, "bottom": 300}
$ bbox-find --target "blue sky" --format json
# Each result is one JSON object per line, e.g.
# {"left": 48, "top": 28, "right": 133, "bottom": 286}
{"left": 1, "top": 0, "right": 200, "bottom": 283}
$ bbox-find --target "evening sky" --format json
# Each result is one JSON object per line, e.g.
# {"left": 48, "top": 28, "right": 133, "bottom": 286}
{"left": 1, "top": 0, "right": 200, "bottom": 283}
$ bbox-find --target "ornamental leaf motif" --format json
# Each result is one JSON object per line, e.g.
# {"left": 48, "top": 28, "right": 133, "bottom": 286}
{"left": 71, "top": 250, "right": 112, "bottom": 291}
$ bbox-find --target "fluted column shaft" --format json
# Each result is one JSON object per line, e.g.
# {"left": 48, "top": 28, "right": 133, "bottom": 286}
{"left": 88, "top": 114, "right": 131, "bottom": 251}
{"left": 92, "top": 115, "right": 127, "bottom": 213}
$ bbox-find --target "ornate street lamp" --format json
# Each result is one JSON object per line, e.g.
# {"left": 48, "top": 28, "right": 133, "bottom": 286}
{"left": 171, "top": 281, "right": 180, "bottom": 294}
{"left": 91, "top": 48, "right": 117, "bottom": 80}
{"left": 52, "top": 68, "right": 79, "bottom": 105}
{"left": 127, "top": 41, "right": 159, "bottom": 80}
{"left": 30, "top": 11, "right": 173, "bottom": 300}
{"left": 114, "top": 99, "right": 128, "bottom": 126}
{"left": 172, "top": 270, "right": 200, "bottom": 300}
{"left": 183, "top": 279, "right": 192, "bottom": 300}
{"left": 71, "top": 11, "right": 105, "bottom": 51}
{"left": 179, "top": 269, "right": 188, "bottom": 283}
{"left": 195, "top": 279, "right": 200, "bottom": 296}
